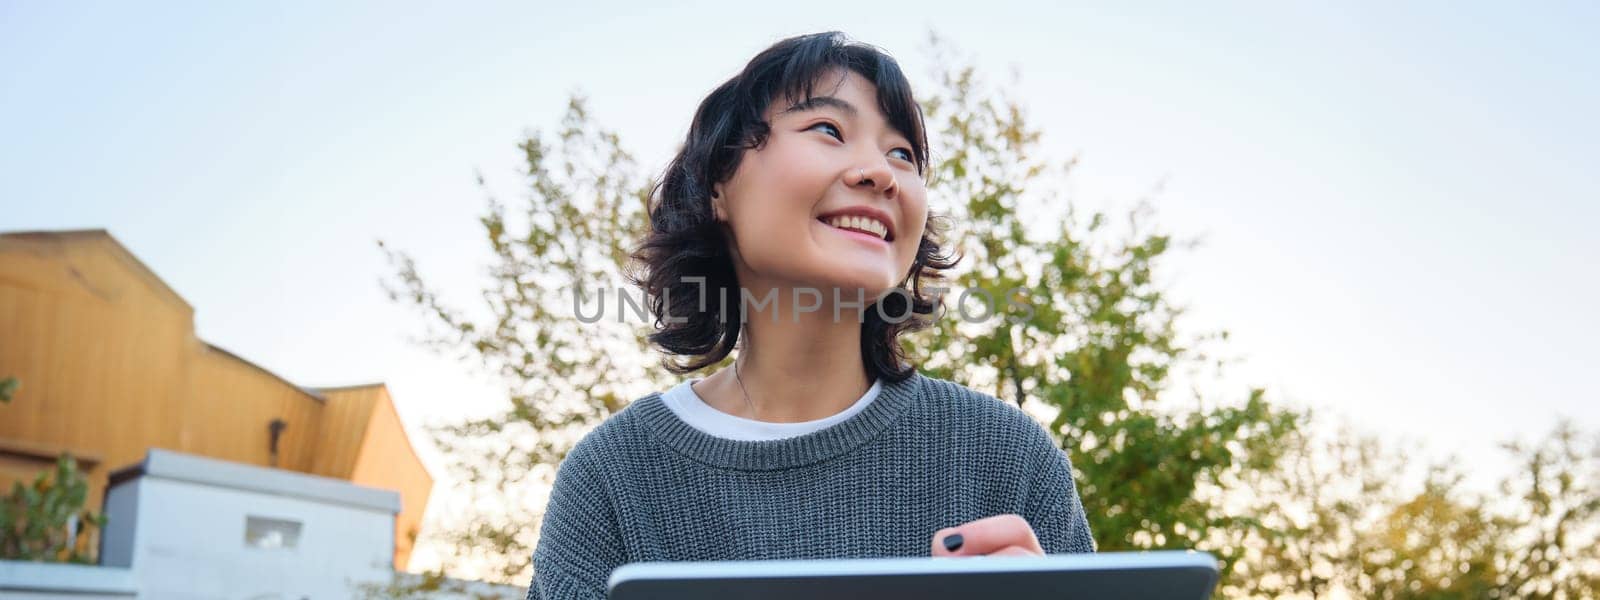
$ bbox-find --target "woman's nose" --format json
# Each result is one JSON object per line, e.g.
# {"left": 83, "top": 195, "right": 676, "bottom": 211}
{"left": 849, "top": 162, "right": 898, "bottom": 197}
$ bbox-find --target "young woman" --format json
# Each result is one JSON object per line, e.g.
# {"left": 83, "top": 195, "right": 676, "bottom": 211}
{"left": 526, "top": 31, "right": 1094, "bottom": 599}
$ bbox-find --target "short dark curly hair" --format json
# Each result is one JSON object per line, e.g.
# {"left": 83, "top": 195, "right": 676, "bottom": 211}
{"left": 627, "top": 31, "right": 959, "bottom": 383}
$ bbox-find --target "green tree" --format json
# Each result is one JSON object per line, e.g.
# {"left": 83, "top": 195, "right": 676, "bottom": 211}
{"left": 1232, "top": 418, "right": 1599, "bottom": 599}
{"left": 1361, "top": 467, "right": 1509, "bottom": 599}
{"left": 1228, "top": 419, "right": 1412, "bottom": 598}
{"left": 0, "top": 378, "right": 108, "bottom": 564}
{"left": 911, "top": 34, "right": 1299, "bottom": 586}
{"left": 0, "top": 454, "right": 107, "bottom": 563}
{"left": 382, "top": 96, "right": 672, "bottom": 582}
{"left": 1484, "top": 420, "right": 1600, "bottom": 599}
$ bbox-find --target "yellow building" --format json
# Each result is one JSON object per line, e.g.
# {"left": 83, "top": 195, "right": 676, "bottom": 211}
{"left": 0, "top": 229, "right": 432, "bottom": 569}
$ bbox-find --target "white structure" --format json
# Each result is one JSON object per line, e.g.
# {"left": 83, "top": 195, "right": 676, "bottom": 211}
{"left": 99, "top": 449, "right": 398, "bottom": 599}
{"left": 0, "top": 449, "right": 527, "bottom": 599}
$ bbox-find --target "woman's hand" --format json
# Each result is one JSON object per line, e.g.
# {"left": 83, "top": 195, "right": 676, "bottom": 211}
{"left": 930, "top": 513, "right": 1044, "bottom": 557}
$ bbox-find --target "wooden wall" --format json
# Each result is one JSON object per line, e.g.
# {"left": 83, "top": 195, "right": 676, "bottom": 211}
{"left": 0, "top": 231, "right": 193, "bottom": 516}
{"left": 328, "top": 384, "right": 434, "bottom": 569}
{"left": 0, "top": 230, "right": 431, "bottom": 569}
{"left": 183, "top": 344, "right": 327, "bottom": 471}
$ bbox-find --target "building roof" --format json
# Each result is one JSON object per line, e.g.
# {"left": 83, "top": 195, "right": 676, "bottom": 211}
{"left": 0, "top": 229, "right": 192, "bottom": 313}
{"left": 109, "top": 448, "right": 402, "bottom": 513}
{"left": 1, "top": 229, "right": 328, "bottom": 405}
{"left": 203, "top": 342, "right": 327, "bottom": 403}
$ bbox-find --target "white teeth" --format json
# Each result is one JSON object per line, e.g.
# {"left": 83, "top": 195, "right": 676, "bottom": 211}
{"left": 825, "top": 215, "right": 889, "bottom": 240}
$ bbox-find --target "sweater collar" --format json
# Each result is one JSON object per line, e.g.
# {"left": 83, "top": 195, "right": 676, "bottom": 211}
{"left": 629, "top": 371, "right": 926, "bottom": 471}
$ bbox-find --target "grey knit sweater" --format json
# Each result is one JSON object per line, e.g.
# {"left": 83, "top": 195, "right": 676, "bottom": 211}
{"left": 524, "top": 371, "right": 1096, "bottom": 599}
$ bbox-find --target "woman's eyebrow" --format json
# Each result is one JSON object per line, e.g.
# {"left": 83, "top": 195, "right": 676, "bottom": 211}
{"left": 781, "top": 95, "right": 859, "bottom": 119}
{"left": 781, "top": 95, "right": 913, "bottom": 149}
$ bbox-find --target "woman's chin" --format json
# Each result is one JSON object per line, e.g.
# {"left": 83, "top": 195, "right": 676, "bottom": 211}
{"left": 811, "top": 271, "right": 898, "bottom": 302}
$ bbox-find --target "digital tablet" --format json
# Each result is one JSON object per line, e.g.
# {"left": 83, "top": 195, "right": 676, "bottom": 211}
{"left": 608, "top": 550, "right": 1219, "bottom": 599}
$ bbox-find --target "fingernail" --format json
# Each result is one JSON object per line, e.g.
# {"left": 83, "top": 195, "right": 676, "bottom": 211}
{"left": 942, "top": 533, "right": 964, "bottom": 552}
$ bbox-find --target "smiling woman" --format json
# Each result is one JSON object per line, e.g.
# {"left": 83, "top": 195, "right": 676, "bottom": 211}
{"left": 635, "top": 33, "right": 948, "bottom": 394}
{"left": 525, "top": 31, "right": 1095, "bottom": 600}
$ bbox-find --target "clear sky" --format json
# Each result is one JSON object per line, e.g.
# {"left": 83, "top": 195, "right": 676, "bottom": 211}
{"left": 4, "top": 1, "right": 1596, "bottom": 572}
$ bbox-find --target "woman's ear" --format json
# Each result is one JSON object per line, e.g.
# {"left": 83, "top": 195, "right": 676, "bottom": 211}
{"left": 711, "top": 185, "right": 728, "bottom": 222}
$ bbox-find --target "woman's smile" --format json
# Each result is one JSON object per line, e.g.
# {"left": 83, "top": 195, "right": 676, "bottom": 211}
{"left": 823, "top": 220, "right": 892, "bottom": 248}
{"left": 817, "top": 213, "right": 893, "bottom": 250}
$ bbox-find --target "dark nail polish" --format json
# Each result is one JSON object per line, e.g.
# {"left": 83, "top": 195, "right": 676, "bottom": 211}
{"left": 942, "top": 533, "right": 964, "bottom": 552}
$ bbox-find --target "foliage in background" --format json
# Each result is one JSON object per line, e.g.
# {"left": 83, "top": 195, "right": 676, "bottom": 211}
{"left": 1487, "top": 420, "right": 1600, "bottom": 598}
{"left": 1228, "top": 418, "right": 1401, "bottom": 597}
{"left": 352, "top": 567, "right": 523, "bottom": 600}
{"left": 0, "top": 378, "right": 107, "bottom": 564}
{"left": 0, "top": 453, "right": 107, "bottom": 564}
{"left": 1233, "top": 418, "right": 1600, "bottom": 599}
{"left": 911, "top": 36, "right": 1298, "bottom": 583}
{"left": 382, "top": 96, "right": 672, "bottom": 582}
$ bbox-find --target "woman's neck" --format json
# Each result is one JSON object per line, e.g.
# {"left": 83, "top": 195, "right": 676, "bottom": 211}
{"left": 693, "top": 280, "right": 873, "bottom": 423}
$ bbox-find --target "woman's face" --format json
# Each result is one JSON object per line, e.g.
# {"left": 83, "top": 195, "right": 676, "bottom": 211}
{"left": 712, "top": 69, "right": 928, "bottom": 305}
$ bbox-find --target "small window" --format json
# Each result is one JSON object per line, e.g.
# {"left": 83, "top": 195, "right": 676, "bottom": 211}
{"left": 244, "top": 515, "right": 302, "bottom": 550}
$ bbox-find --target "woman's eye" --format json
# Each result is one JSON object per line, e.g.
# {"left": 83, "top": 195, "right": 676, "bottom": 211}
{"left": 808, "top": 122, "right": 843, "bottom": 140}
{"left": 889, "top": 148, "right": 914, "bottom": 163}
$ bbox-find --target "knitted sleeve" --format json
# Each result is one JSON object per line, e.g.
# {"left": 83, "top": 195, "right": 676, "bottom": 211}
{"left": 1022, "top": 430, "right": 1097, "bottom": 554}
{"left": 524, "top": 442, "right": 626, "bottom": 600}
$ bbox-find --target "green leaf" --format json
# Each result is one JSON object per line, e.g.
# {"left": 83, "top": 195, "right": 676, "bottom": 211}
{"left": 0, "top": 376, "right": 17, "bottom": 403}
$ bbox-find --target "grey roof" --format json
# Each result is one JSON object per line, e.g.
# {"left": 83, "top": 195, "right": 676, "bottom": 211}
{"left": 0, "top": 560, "right": 136, "bottom": 596}
{"left": 108, "top": 449, "right": 401, "bottom": 514}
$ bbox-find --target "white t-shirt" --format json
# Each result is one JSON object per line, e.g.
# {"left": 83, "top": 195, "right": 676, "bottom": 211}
{"left": 659, "top": 377, "right": 882, "bottom": 442}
